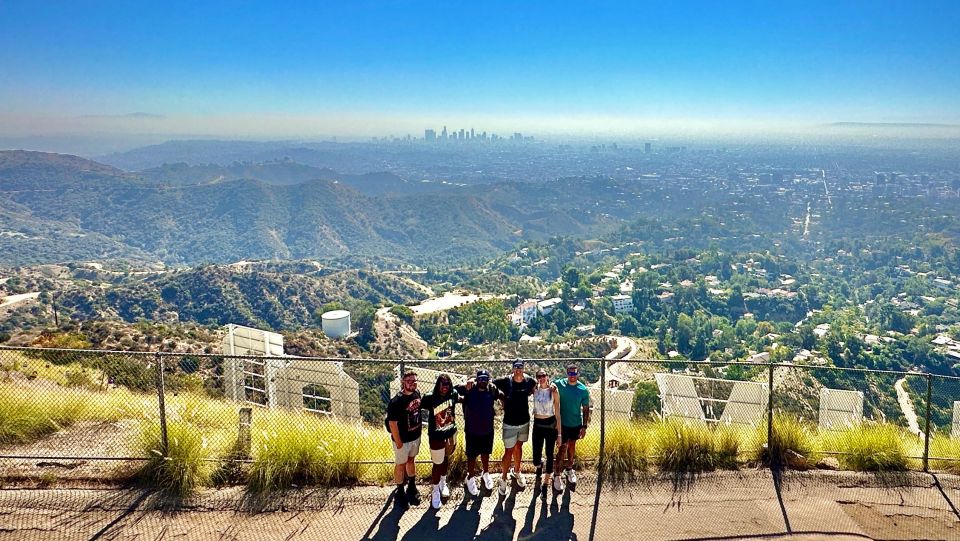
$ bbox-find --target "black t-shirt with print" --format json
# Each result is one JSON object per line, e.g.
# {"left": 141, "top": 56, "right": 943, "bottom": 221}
{"left": 421, "top": 390, "right": 460, "bottom": 441}
{"left": 387, "top": 390, "right": 422, "bottom": 443}
{"left": 493, "top": 375, "right": 536, "bottom": 426}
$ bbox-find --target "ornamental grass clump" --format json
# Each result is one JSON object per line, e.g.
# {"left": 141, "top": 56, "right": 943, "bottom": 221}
{"left": 600, "top": 420, "right": 651, "bottom": 481}
{"left": 752, "top": 413, "right": 815, "bottom": 468}
{"left": 248, "top": 410, "right": 379, "bottom": 491}
{"left": 930, "top": 435, "right": 960, "bottom": 474}
{"left": 139, "top": 420, "right": 221, "bottom": 497}
{"left": 0, "top": 382, "right": 90, "bottom": 444}
{"left": 653, "top": 418, "right": 740, "bottom": 473}
{"left": 822, "top": 422, "right": 910, "bottom": 472}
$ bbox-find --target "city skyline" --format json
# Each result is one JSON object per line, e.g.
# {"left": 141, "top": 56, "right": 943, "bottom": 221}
{"left": 1, "top": 1, "right": 959, "bottom": 140}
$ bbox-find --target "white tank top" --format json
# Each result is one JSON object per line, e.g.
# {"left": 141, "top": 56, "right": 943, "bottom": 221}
{"left": 533, "top": 387, "right": 555, "bottom": 417}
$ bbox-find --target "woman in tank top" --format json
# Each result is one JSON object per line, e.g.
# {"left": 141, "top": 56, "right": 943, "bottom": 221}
{"left": 531, "top": 368, "right": 561, "bottom": 491}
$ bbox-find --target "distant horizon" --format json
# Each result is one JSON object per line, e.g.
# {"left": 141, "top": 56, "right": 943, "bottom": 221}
{"left": 2, "top": 0, "right": 959, "bottom": 147}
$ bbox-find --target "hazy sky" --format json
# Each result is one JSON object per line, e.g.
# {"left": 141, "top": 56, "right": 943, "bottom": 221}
{"left": 1, "top": 0, "right": 959, "bottom": 138}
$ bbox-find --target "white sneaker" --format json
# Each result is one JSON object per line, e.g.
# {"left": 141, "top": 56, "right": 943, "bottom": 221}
{"left": 466, "top": 476, "right": 479, "bottom": 497}
{"left": 553, "top": 475, "right": 564, "bottom": 492}
{"left": 498, "top": 477, "right": 508, "bottom": 496}
{"left": 439, "top": 476, "right": 449, "bottom": 498}
{"left": 515, "top": 472, "right": 526, "bottom": 488}
{"left": 481, "top": 471, "right": 493, "bottom": 491}
{"left": 566, "top": 469, "right": 577, "bottom": 484}
{"left": 431, "top": 485, "right": 442, "bottom": 509}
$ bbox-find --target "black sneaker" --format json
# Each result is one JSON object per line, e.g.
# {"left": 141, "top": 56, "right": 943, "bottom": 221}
{"left": 406, "top": 483, "right": 421, "bottom": 506}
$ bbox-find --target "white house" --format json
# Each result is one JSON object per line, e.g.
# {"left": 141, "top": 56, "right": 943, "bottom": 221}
{"left": 511, "top": 299, "right": 539, "bottom": 326}
{"left": 537, "top": 297, "right": 562, "bottom": 315}
{"left": 611, "top": 294, "right": 634, "bottom": 314}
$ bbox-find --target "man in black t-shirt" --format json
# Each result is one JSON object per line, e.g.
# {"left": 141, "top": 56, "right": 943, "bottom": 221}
{"left": 387, "top": 370, "right": 422, "bottom": 508}
{"left": 493, "top": 359, "right": 537, "bottom": 495}
{"left": 420, "top": 373, "right": 460, "bottom": 509}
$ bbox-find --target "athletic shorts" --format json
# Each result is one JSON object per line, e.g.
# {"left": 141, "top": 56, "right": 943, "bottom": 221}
{"left": 429, "top": 437, "right": 455, "bottom": 465}
{"left": 502, "top": 422, "right": 530, "bottom": 448}
{"left": 465, "top": 432, "right": 494, "bottom": 459}
{"left": 560, "top": 425, "right": 583, "bottom": 444}
{"left": 392, "top": 437, "right": 421, "bottom": 465}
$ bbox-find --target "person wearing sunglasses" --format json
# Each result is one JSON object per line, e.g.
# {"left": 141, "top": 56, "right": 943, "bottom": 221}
{"left": 419, "top": 373, "right": 460, "bottom": 509}
{"left": 493, "top": 359, "right": 537, "bottom": 496}
{"left": 455, "top": 369, "right": 503, "bottom": 497}
{"left": 531, "top": 368, "right": 562, "bottom": 492}
{"left": 386, "top": 370, "right": 422, "bottom": 508}
{"left": 553, "top": 363, "right": 590, "bottom": 491}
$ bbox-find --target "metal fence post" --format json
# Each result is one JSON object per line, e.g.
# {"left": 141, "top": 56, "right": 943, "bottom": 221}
{"left": 155, "top": 352, "right": 169, "bottom": 456}
{"left": 599, "top": 358, "right": 607, "bottom": 470}
{"left": 924, "top": 373, "right": 932, "bottom": 472}
{"left": 767, "top": 362, "right": 774, "bottom": 458}
{"left": 238, "top": 407, "right": 252, "bottom": 458}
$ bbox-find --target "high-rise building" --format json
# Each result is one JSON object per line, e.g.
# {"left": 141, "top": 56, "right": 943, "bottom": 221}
{"left": 644, "top": 142, "right": 652, "bottom": 153}
{"left": 424, "top": 129, "right": 436, "bottom": 141}
{"left": 470, "top": 128, "right": 475, "bottom": 139}
{"left": 441, "top": 126, "right": 448, "bottom": 140}
{"left": 459, "top": 128, "right": 465, "bottom": 140}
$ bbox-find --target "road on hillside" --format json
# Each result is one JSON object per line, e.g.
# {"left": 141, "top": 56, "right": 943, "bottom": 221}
{"left": 895, "top": 377, "right": 923, "bottom": 438}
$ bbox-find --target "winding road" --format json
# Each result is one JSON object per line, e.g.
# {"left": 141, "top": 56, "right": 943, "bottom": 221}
{"left": 895, "top": 377, "right": 923, "bottom": 438}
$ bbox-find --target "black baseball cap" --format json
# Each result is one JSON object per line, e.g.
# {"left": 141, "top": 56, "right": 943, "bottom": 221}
{"left": 512, "top": 359, "right": 525, "bottom": 369}
{"left": 476, "top": 369, "right": 491, "bottom": 381}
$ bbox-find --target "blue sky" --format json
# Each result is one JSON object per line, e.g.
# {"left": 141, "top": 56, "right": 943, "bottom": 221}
{"left": 1, "top": 1, "right": 959, "bottom": 136}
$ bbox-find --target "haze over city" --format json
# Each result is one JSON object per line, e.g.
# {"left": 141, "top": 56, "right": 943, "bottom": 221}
{"left": 2, "top": 0, "right": 960, "bottom": 152}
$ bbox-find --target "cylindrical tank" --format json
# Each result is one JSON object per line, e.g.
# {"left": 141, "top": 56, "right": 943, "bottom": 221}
{"left": 321, "top": 310, "right": 351, "bottom": 338}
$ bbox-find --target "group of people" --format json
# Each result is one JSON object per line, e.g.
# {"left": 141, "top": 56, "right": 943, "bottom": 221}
{"left": 386, "top": 360, "right": 591, "bottom": 510}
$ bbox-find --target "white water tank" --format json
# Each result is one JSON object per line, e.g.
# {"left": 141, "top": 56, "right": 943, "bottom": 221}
{"left": 321, "top": 310, "right": 351, "bottom": 338}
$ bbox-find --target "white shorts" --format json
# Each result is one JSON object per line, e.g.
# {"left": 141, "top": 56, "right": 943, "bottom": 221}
{"left": 430, "top": 447, "right": 446, "bottom": 465}
{"left": 502, "top": 423, "right": 530, "bottom": 448}
{"left": 393, "top": 437, "right": 421, "bottom": 465}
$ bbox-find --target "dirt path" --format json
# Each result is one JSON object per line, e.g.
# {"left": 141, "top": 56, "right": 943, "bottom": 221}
{"left": 896, "top": 377, "right": 923, "bottom": 437}
{"left": 1, "top": 471, "right": 957, "bottom": 540}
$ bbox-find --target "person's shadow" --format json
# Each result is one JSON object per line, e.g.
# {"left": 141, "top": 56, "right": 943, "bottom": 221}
{"left": 475, "top": 489, "right": 519, "bottom": 541}
{"left": 439, "top": 493, "right": 484, "bottom": 538}
{"left": 400, "top": 506, "right": 441, "bottom": 541}
{"left": 360, "top": 491, "right": 407, "bottom": 541}
{"left": 535, "top": 489, "right": 577, "bottom": 540}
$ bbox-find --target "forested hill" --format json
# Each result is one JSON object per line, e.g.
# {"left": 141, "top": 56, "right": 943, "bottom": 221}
{"left": 0, "top": 151, "right": 635, "bottom": 266}
{"left": 56, "top": 265, "right": 425, "bottom": 331}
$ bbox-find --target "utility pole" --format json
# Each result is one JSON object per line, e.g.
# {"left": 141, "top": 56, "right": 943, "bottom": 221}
{"left": 51, "top": 291, "right": 60, "bottom": 328}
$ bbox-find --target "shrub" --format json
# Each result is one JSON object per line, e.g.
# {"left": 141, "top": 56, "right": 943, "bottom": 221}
{"left": 822, "top": 423, "right": 910, "bottom": 472}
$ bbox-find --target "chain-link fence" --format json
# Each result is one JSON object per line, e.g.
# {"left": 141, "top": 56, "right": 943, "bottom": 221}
{"left": 3, "top": 345, "right": 960, "bottom": 487}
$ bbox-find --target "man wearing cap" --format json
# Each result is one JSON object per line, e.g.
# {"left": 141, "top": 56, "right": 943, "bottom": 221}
{"left": 493, "top": 359, "right": 537, "bottom": 495}
{"left": 455, "top": 369, "right": 503, "bottom": 497}
{"left": 554, "top": 363, "right": 591, "bottom": 491}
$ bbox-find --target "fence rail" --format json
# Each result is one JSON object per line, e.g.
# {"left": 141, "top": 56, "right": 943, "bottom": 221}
{"left": 2, "top": 345, "right": 960, "bottom": 482}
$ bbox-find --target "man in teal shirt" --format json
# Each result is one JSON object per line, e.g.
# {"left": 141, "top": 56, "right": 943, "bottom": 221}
{"left": 553, "top": 362, "right": 591, "bottom": 491}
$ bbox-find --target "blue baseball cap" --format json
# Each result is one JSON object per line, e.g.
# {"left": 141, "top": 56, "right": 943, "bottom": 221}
{"left": 476, "top": 369, "right": 491, "bottom": 381}
{"left": 512, "top": 359, "right": 525, "bottom": 369}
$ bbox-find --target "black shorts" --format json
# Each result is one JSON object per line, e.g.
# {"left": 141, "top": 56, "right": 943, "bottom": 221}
{"left": 560, "top": 425, "right": 583, "bottom": 443}
{"left": 465, "top": 432, "right": 494, "bottom": 458}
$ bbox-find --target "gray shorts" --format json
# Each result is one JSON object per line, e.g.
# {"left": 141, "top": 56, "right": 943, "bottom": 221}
{"left": 502, "top": 422, "right": 530, "bottom": 448}
{"left": 392, "top": 437, "right": 421, "bottom": 465}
